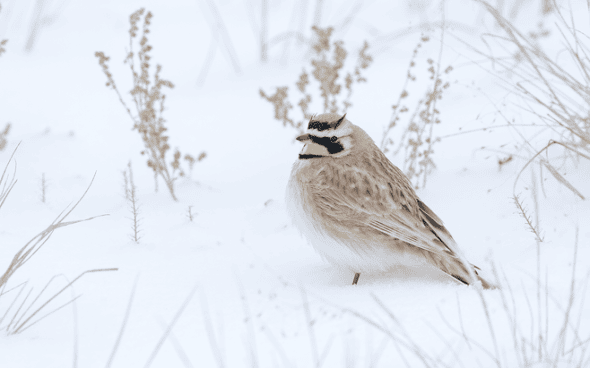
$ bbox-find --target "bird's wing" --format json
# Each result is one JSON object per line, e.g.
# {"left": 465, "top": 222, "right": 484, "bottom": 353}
{"left": 310, "top": 154, "right": 459, "bottom": 258}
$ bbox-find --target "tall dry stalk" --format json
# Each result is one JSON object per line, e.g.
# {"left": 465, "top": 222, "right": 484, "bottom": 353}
{"left": 381, "top": 30, "right": 453, "bottom": 189}
{"left": 95, "top": 8, "right": 206, "bottom": 201}
{"left": 0, "top": 173, "right": 107, "bottom": 289}
{"left": 40, "top": 173, "right": 46, "bottom": 203}
{"left": 0, "top": 142, "right": 18, "bottom": 211}
{"left": 260, "top": 26, "right": 372, "bottom": 137}
{"left": 458, "top": 1, "right": 590, "bottom": 199}
{"left": 124, "top": 162, "right": 141, "bottom": 243}
{"left": 0, "top": 171, "right": 116, "bottom": 335}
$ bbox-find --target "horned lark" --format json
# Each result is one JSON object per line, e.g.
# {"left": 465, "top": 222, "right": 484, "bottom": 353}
{"left": 286, "top": 112, "right": 494, "bottom": 289}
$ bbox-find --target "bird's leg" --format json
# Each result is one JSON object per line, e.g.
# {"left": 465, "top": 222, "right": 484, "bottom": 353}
{"left": 352, "top": 273, "right": 360, "bottom": 285}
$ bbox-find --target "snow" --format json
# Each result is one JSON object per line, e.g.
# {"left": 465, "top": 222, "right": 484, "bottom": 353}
{"left": 0, "top": 0, "right": 589, "bottom": 367}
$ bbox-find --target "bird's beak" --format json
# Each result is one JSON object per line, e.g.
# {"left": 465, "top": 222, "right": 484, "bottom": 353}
{"left": 296, "top": 133, "right": 311, "bottom": 142}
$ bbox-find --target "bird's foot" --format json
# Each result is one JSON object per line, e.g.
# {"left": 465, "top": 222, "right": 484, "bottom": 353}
{"left": 352, "top": 273, "right": 360, "bottom": 285}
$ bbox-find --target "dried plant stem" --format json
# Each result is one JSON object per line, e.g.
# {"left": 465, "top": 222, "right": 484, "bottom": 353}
{"left": 513, "top": 195, "right": 544, "bottom": 243}
{"left": 200, "top": 290, "right": 226, "bottom": 368}
{"left": 200, "top": 0, "right": 241, "bottom": 73}
{"left": 105, "top": 278, "right": 138, "bottom": 368}
{"left": 143, "top": 286, "right": 197, "bottom": 368}
{"left": 0, "top": 123, "right": 10, "bottom": 151}
{"left": 380, "top": 40, "right": 422, "bottom": 150}
{"left": 187, "top": 206, "right": 194, "bottom": 222}
{"left": 10, "top": 268, "right": 118, "bottom": 334}
{"left": 40, "top": 173, "right": 46, "bottom": 203}
{"left": 24, "top": 0, "right": 47, "bottom": 52}
{"left": 420, "top": 17, "right": 446, "bottom": 189}
{"left": 157, "top": 317, "right": 194, "bottom": 368}
{"left": 1, "top": 172, "right": 113, "bottom": 335}
{"left": 0, "top": 142, "right": 19, "bottom": 210}
{"left": 4, "top": 277, "right": 54, "bottom": 330}
{"left": 125, "top": 162, "right": 142, "bottom": 243}
{"left": 381, "top": 29, "right": 453, "bottom": 189}
{"left": 0, "top": 173, "right": 107, "bottom": 289}
{"left": 71, "top": 284, "right": 79, "bottom": 368}
{"left": 512, "top": 140, "right": 590, "bottom": 200}
{"left": 0, "top": 282, "right": 27, "bottom": 328}
{"left": 96, "top": 9, "right": 206, "bottom": 201}
{"left": 261, "top": 26, "right": 372, "bottom": 137}
{"left": 457, "top": 1, "right": 590, "bottom": 196}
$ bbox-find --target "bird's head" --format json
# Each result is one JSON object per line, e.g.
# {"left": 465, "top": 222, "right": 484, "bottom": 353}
{"left": 296, "top": 113, "right": 373, "bottom": 160}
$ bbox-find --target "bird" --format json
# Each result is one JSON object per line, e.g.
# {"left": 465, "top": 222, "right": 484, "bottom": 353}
{"left": 285, "top": 112, "right": 495, "bottom": 289}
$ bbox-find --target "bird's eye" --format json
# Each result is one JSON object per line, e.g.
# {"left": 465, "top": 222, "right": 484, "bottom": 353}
{"left": 330, "top": 136, "right": 337, "bottom": 142}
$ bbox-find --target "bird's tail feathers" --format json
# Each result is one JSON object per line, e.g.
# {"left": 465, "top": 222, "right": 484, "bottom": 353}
{"left": 476, "top": 273, "right": 497, "bottom": 290}
{"left": 449, "top": 259, "right": 497, "bottom": 290}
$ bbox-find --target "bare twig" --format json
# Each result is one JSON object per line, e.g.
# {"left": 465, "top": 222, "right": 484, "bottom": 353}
{"left": 105, "top": 277, "right": 139, "bottom": 368}
{"left": 143, "top": 286, "right": 197, "bottom": 368}
{"left": 11, "top": 268, "right": 118, "bottom": 334}
{"left": 96, "top": 9, "right": 206, "bottom": 201}
{"left": 513, "top": 194, "right": 544, "bottom": 243}
{"left": 0, "top": 172, "right": 107, "bottom": 289}
{"left": 200, "top": 289, "right": 226, "bottom": 368}
{"left": 125, "top": 162, "right": 142, "bottom": 243}
{"left": 512, "top": 140, "right": 589, "bottom": 200}
{"left": 0, "top": 142, "right": 20, "bottom": 211}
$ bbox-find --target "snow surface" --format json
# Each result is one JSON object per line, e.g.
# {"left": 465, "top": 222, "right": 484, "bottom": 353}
{"left": 0, "top": 0, "right": 589, "bottom": 367}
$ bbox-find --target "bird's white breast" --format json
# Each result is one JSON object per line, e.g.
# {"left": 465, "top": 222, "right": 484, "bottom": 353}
{"left": 286, "top": 159, "right": 427, "bottom": 273}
